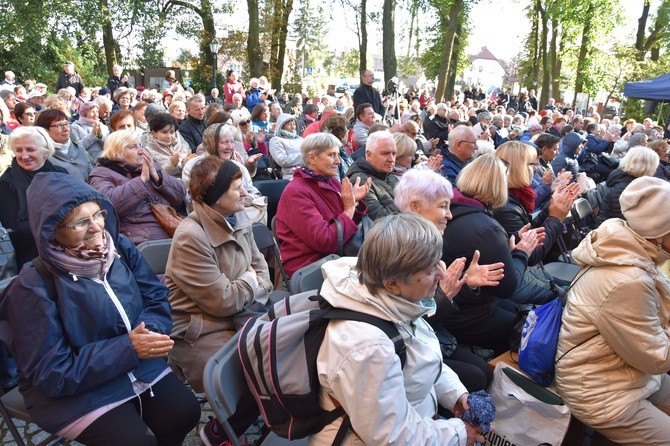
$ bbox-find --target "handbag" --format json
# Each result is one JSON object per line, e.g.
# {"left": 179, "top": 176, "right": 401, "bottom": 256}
{"left": 0, "top": 222, "right": 17, "bottom": 281}
{"left": 150, "top": 203, "right": 184, "bottom": 237}
{"left": 484, "top": 361, "right": 570, "bottom": 446}
{"left": 334, "top": 215, "right": 373, "bottom": 257}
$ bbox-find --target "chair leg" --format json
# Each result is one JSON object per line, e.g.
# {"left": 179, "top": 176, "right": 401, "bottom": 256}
{"left": 0, "top": 401, "right": 28, "bottom": 446}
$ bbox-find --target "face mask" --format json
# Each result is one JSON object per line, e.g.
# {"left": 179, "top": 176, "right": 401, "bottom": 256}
{"left": 418, "top": 298, "right": 436, "bottom": 310}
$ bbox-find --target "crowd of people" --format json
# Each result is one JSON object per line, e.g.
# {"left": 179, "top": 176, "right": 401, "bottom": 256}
{"left": 0, "top": 62, "right": 669, "bottom": 446}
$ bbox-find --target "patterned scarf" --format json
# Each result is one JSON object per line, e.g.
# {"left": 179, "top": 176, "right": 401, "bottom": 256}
{"left": 47, "top": 230, "right": 116, "bottom": 280}
{"left": 509, "top": 185, "right": 536, "bottom": 214}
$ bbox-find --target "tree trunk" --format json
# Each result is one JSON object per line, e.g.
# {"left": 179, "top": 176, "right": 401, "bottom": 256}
{"left": 101, "top": 0, "right": 117, "bottom": 73}
{"left": 635, "top": 0, "right": 650, "bottom": 60}
{"left": 446, "top": 20, "right": 462, "bottom": 100}
{"left": 382, "top": 0, "right": 397, "bottom": 88}
{"left": 407, "top": 0, "right": 417, "bottom": 58}
{"left": 273, "top": 0, "right": 293, "bottom": 91}
{"left": 538, "top": 4, "right": 550, "bottom": 109}
{"left": 573, "top": 1, "right": 593, "bottom": 104}
{"left": 435, "top": 0, "right": 462, "bottom": 103}
{"left": 359, "top": 0, "right": 367, "bottom": 71}
{"left": 530, "top": 0, "right": 540, "bottom": 90}
{"left": 550, "top": 18, "right": 561, "bottom": 102}
{"left": 247, "top": 0, "right": 264, "bottom": 77}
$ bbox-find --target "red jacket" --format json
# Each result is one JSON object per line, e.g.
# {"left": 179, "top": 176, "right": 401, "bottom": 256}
{"left": 275, "top": 168, "right": 367, "bottom": 277}
{"left": 302, "top": 109, "right": 336, "bottom": 137}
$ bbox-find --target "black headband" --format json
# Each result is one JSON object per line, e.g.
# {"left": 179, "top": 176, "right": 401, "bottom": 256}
{"left": 202, "top": 160, "right": 240, "bottom": 206}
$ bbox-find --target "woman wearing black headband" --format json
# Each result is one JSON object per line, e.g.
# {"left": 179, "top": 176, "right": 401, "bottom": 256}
{"left": 164, "top": 156, "right": 273, "bottom": 398}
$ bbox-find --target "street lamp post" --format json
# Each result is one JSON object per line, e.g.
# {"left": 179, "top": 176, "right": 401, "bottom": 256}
{"left": 209, "top": 37, "right": 219, "bottom": 90}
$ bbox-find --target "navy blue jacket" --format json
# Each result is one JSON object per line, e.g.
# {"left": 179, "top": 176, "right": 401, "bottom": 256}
{"left": 0, "top": 173, "right": 171, "bottom": 433}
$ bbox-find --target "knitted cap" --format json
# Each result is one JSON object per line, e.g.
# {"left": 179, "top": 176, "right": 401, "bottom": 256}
{"left": 78, "top": 101, "right": 98, "bottom": 116}
{"left": 620, "top": 176, "right": 670, "bottom": 239}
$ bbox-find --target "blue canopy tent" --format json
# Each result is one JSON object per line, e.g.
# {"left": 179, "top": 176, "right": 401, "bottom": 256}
{"left": 624, "top": 73, "right": 670, "bottom": 101}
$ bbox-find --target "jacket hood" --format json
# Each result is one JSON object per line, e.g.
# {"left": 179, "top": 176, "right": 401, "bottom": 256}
{"left": 320, "top": 257, "right": 434, "bottom": 324}
{"left": 572, "top": 218, "right": 661, "bottom": 275}
{"left": 26, "top": 172, "right": 120, "bottom": 259}
{"left": 275, "top": 113, "right": 296, "bottom": 131}
{"left": 560, "top": 132, "right": 584, "bottom": 156}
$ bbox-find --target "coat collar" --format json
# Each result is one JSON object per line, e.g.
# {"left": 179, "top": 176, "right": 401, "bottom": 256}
{"left": 191, "top": 201, "right": 251, "bottom": 247}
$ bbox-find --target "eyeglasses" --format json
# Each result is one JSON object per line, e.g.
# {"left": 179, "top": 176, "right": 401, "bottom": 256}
{"left": 239, "top": 120, "right": 250, "bottom": 126}
{"left": 61, "top": 209, "right": 107, "bottom": 231}
{"left": 49, "top": 122, "right": 70, "bottom": 130}
{"left": 458, "top": 140, "right": 476, "bottom": 146}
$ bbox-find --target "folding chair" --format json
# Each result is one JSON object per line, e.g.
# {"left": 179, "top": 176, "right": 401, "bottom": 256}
{"left": 251, "top": 222, "right": 292, "bottom": 295}
{"left": 202, "top": 333, "right": 306, "bottom": 446}
{"left": 253, "top": 180, "right": 290, "bottom": 228}
{"left": 289, "top": 255, "right": 339, "bottom": 294}
{"left": 136, "top": 238, "right": 172, "bottom": 275}
{"left": 0, "top": 278, "right": 63, "bottom": 446}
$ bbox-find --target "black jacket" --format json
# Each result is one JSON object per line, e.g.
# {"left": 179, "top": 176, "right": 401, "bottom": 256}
{"left": 352, "top": 84, "right": 384, "bottom": 117}
{"left": 492, "top": 194, "right": 564, "bottom": 265}
{"left": 442, "top": 196, "right": 529, "bottom": 327}
{"left": 56, "top": 72, "right": 84, "bottom": 96}
{"left": 594, "top": 168, "right": 636, "bottom": 226}
{"left": 179, "top": 115, "right": 206, "bottom": 153}
{"left": 423, "top": 115, "right": 449, "bottom": 149}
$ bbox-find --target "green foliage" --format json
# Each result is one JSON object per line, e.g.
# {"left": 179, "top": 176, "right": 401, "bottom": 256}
{"left": 332, "top": 48, "right": 362, "bottom": 78}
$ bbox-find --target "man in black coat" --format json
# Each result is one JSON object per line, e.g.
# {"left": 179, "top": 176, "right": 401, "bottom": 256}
{"left": 179, "top": 95, "right": 207, "bottom": 152}
{"left": 352, "top": 70, "right": 384, "bottom": 117}
{"left": 56, "top": 61, "right": 84, "bottom": 97}
{"left": 107, "top": 64, "right": 129, "bottom": 99}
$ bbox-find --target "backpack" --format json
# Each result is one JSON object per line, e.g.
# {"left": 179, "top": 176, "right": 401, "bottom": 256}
{"left": 518, "top": 267, "right": 593, "bottom": 387}
{"left": 238, "top": 292, "right": 406, "bottom": 445}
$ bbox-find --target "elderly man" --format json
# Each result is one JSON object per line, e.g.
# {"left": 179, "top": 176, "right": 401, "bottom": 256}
{"left": 441, "top": 125, "right": 477, "bottom": 186}
{"left": 179, "top": 95, "right": 207, "bottom": 152}
{"left": 206, "top": 87, "right": 223, "bottom": 105}
{"left": 353, "top": 103, "right": 377, "bottom": 147}
{"left": 106, "top": 64, "right": 128, "bottom": 98}
{"left": 347, "top": 131, "right": 399, "bottom": 220}
{"left": 1, "top": 71, "right": 19, "bottom": 87}
{"left": 56, "top": 61, "right": 84, "bottom": 97}
{"left": 27, "top": 90, "right": 47, "bottom": 111}
{"left": 353, "top": 69, "right": 384, "bottom": 116}
{"left": 94, "top": 95, "right": 113, "bottom": 125}
{"left": 423, "top": 103, "right": 450, "bottom": 150}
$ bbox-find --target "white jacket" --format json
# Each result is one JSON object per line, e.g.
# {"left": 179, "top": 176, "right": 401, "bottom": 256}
{"left": 311, "top": 258, "right": 469, "bottom": 446}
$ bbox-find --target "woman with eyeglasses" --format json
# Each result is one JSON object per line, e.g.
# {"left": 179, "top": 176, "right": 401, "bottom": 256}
{"left": 13, "top": 102, "right": 36, "bottom": 127}
{"left": 0, "top": 172, "right": 201, "bottom": 445}
{"left": 88, "top": 130, "right": 186, "bottom": 244}
{"left": 35, "top": 109, "right": 92, "bottom": 182}
{"left": 0, "top": 126, "right": 68, "bottom": 268}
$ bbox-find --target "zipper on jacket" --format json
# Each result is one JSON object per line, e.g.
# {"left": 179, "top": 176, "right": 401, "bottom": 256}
{"left": 93, "top": 277, "right": 132, "bottom": 332}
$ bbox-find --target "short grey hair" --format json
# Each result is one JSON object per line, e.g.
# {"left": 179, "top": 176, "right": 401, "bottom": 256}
{"left": 477, "top": 111, "right": 491, "bottom": 122}
{"left": 9, "top": 126, "right": 55, "bottom": 159}
{"left": 619, "top": 146, "right": 659, "bottom": 177}
{"left": 357, "top": 213, "right": 443, "bottom": 296}
{"left": 394, "top": 169, "right": 453, "bottom": 212}
{"left": 629, "top": 133, "right": 647, "bottom": 147}
{"left": 366, "top": 130, "right": 394, "bottom": 153}
{"left": 186, "top": 94, "right": 205, "bottom": 109}
{"left": 300, "top": 132, "right": 341, "bottom": 164}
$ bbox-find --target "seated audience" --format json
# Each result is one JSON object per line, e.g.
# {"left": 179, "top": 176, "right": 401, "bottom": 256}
{"left": 70, "top": 101, "right": 109, "bottom": 160}
{"left": 556, "top": 176, "right": 670, "bottom": 445}
{"left": 441, "top": 125, "right": 477, "bottom": 186}
{"left": 275, "top": 133, "right": 370, "bottom": 278}
{"left": 0, "top": 172, "right": 200, "bottom": 445}
{"left": 648, "top": 139, "right": 670, "bottom": 181}
{"left": 88, "top": 130, "right": 186, "bottom": 244}
{"left": 269, "top": 113, "right": 303, "bottom": 179}
{"left": 143, "top": 112, "right": 192, "bottom": 178}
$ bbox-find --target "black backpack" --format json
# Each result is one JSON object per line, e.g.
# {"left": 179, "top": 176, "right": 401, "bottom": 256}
{"left": 238, "top": 293, "right": 406, "bottom": 445}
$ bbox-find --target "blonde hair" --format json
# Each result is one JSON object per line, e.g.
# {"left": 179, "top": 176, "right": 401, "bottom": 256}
{"left": 100, "top": 130, "right": 139, "bottom": 161}
{"left": 393, "top": 133, "right": 416, "bottom": 159}
{"left": 619, "top": 146, "right": 659, "bottom": 177}
{"left": 496, "top": 141, "right": 535, "bottom": 188}
{"left": 456, "top": 153, "right": 508, "bottom": 207}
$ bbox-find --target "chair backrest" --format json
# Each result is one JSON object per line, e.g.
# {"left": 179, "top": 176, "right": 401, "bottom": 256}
{"left": 290, "top": 255, "right": 339, "bottom": 294}
{"left": 253, "top": 180, "right": 290, "bottom": 227}
{"left": 252, "top": 223, "right": 292, "bottom": 293}
{"left": 136, "top": 239, "right": 172, "bottom": 275}
{"left": 572, "top": 198, "right": 594, "bottom": 221}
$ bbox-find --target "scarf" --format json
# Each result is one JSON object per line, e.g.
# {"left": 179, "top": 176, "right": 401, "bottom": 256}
{"left": 277, "top": 128, "right": 298, "bottom": 139}
{"left": 47, "top": 230, "right": 116, "bottom": 280}
{"left": 76, "top": 116, "right": 97, "bottom": 128}
{"left": 300, "top": 166, "right": 330, "bottom": 183}
{"left": 96, "top": 158, "right": 143, "bottom": 178}
{"left": 8, "top": 158, "right": 60, "bottom": 225}
{"left": 509, "top": 185, "right": 536, "bottom": 214}
{"left": 146, "top": 132, "right": 181, "bottom": 157}
{"left": 52, "top": 139, "right": 72, "bottom": 157}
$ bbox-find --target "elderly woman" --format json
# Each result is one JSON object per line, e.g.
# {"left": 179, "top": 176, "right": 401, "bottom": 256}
{"left": 320, "top": 113, "right": 354, "bottom": 180}
{"left": 182, "top": 124, "right": 266, "bottom": 222}
{"left": 165, "top": 157, "right": 273, "bottom": 393}
{"left": 143, "top": 113, "right": 192, "bottom": 177}
{"left": 556, "top": 177, "right": 670, "bottom": 445}
{"left": 168, "top": 100, "right": 186, "bottom": 124}
{"left": 70, "top": 101, "right": 109, "bottom": 160}
{"left": 88, "top": 130, "right": 186, "bottom": 244}
{"left": 391, "top": 132, "right": 417, "bottom": 179}
{"left": 111, "top": 87, "right": 133, "bottom": 115}
{"left": 0, "top": 172, "right": 200, "bottom": 445}
{"left": 594, "top": 146, "right": 659, "bottom": 227}
{"left": 275, "top": 133, "right": 371, "bottom": 278}
{"left": 13, "top": 102, "right": 36, "bottom": 127}
{"left": 35, "top": 109, "right": 92, "bottom": 181}
{"left": 441, "top": 153, "right": 542, "bottom": 355}
{"left": 0, "top": 127, "right": 68, "bottom": 267}
{"left": 313, "top": 213, "right": 484, "bottom": 445}
{"left": 109, "top": 109, "right": 137, "bottom": 133}
{"left": 269, "top": 113, "right": 303, "bottom": 180}
{"left": 394, "top": 169, "right": 505, "bottom": 392}
{"left": 649, "top": 139, "right": 670, "bottom": 181}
